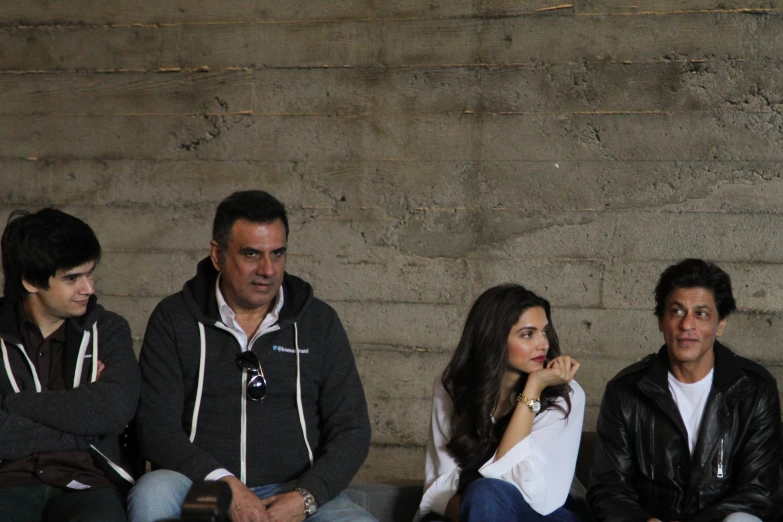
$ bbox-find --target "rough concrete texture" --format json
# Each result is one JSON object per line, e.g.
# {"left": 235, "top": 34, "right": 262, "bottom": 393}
{"left": 2, "top": 1, "right": 783, "bottom": 483}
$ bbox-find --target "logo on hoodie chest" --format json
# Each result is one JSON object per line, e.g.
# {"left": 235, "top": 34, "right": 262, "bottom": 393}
{"left": 272, "top": 345, "right": 309, "bottom": 355}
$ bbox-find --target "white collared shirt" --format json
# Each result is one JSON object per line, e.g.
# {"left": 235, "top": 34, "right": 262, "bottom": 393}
{"left": 215, "top": 275, "right": 284, "bottom": 351}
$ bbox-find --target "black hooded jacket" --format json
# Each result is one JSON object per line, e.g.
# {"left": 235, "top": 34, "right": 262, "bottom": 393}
{"left": 0, "top": 295, "right": 141, "bottom": 487}
{"left": 587, "top": 342, "right": 780, "bottom": 522}
{"left": 135, "top": 258, "right": 371, "bottom": 506}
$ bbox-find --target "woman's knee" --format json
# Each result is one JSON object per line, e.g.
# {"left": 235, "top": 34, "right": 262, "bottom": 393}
{"left": 463, "top": 478, "right": 520, "bottom": 504}
{"left": 459, "top": 478, "right": 531, "bottom": 521}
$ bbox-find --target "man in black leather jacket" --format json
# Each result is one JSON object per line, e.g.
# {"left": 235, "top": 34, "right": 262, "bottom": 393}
{"left": 587, "top": 259, "right": 780, "bottom": 522}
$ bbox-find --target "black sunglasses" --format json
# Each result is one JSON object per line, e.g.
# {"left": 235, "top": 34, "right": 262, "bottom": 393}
{"left": 236, "top": 351, "right": 268, "bottom": 401}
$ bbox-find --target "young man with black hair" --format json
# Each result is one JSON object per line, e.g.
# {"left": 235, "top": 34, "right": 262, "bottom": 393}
{"left": 587, "top": 259, "right": 780, "bottom": 522}
{"left": 128, "top": 191, "right": 375, "bottom": 522}
{"left": 0, "top": 208, "right": 140, "bottom": 521}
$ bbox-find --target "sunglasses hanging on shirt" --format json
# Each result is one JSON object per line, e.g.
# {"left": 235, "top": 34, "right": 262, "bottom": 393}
{"left": 236, "top": 350, "right": 268, "bottom": 401}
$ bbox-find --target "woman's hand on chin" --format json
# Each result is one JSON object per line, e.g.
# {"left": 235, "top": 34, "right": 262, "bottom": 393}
{"left": 528, "top": 355, "right": 580, "bottom": 390}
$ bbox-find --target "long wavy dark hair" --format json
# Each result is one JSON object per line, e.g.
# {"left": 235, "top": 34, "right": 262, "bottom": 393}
{"left": 442, "top": 284, "right": 573, "bottom": 470}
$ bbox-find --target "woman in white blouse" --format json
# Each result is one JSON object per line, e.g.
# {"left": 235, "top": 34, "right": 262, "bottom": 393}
{"left": 419, "top": 284, "right": 586, "bottom": 522}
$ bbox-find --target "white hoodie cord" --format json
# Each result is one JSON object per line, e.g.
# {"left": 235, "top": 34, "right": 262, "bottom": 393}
{"left": 190, "top": 322, "right": 207, "bottom": 443}
{"left": 3, "top": 338, "right": 42, "bottom": 392}
{"left": 90, "top": 323, "right": 99, "bottom": 382}
{"left": 72, "top": 331, "right": 91, "bottom": 388}
{"left": 1, "top": 339, "right": 22, "bottom": 393}
{"left": 294, "top": 322, "right": 314, "bottom": 467}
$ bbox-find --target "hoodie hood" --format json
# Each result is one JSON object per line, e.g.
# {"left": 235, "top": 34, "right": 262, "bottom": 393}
{"left": 182, "top": 257, "right": 314, "bottom": 328}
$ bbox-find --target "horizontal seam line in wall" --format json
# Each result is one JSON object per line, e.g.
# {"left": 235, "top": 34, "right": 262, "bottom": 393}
{"left": 2, "top": 110, "right": 775, "bottom": 117}
{"left": 0, "top": 67, "right": 252, "bottom": 74}
{"left": 8, "top": 157, "right": 783, "bottom": 165}
{"left": 4, "top": 158, "right": 783, "bottom": 164}
{"left": 86, "top": 252, "right": 783, "bottom": 266}
{"left": 0, "top": 111, "right": 254, "bottom": 116}
{"left": 0, "top": 59, "right": 762, "bottom": 74}
{"left": 2, "top": 8, "right": 781, "bottom": 29}
{"left": 6, "top": 207, "right": 783, "bottom": 218}
{"left": 102, "top": 296, "right": 783, "bottom": 313}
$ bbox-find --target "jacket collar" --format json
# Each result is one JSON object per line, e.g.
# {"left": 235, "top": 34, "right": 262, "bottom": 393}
{"left": 638, "top": 341, "right": 748, "bottom": 480}
{"left": 640, "top": 341, "right": 742, "bottom": 393}
{"left": 637, "top": 347, "right": 690, "bottom": 441}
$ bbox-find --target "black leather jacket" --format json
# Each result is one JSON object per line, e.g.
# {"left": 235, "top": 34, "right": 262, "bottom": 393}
{"left": 587, "top": 343, "right": 780, "bottom": 522}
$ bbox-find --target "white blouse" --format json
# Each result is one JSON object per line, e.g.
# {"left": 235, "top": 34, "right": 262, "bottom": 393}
{"left": 420, "top": 378, "right": 585, "bottom": 517}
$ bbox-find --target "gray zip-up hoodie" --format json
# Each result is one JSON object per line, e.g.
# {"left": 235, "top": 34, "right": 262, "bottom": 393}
{"left": 0, "top": 294, "right": 141, "bottom": 487}
{"left": 136, "top": 258, "right": 371, "bottom": 506}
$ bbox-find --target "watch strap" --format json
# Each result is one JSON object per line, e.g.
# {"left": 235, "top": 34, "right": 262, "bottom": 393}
{"left": 296, "top": 488, "right": 318, "bottom": 516}
{"left": 516, "top": 394, "right": 541, "bottom": 413}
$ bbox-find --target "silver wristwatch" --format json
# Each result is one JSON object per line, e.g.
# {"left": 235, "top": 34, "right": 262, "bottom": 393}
{"left": 296, "top": 488, "right": 318, "bottom": 517}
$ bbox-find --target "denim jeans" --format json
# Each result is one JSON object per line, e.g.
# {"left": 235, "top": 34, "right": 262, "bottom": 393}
{"left": 126, "top": 469, "right": 377, "bottom": 522}
{"left": 459, "top": 478, "right": 583, "bottom": 522}
{"left": 0, "top": 482, "right": 127, "bottom": 522}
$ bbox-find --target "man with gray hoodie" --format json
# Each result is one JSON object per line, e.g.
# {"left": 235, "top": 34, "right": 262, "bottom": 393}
{"left": 128, "top": 191, "right": 374, "bottom": 522}
{"left": 0, "top": 208, "right": 140, "bottom": 521}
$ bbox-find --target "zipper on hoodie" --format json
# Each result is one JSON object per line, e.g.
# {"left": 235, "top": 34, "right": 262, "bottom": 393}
{"left": 214, "top": 321, "right": 280, "bottom": 484}
{"left": 717, "top": 438, "right": 725, "bottom": 478}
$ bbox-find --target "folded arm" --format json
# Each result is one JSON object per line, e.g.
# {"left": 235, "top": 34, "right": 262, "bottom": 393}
{"left": 2, "top": 315, "right": 140, "bottom": 436}
{"left": 0, "top": 407, "right": 93, "bottom": 459}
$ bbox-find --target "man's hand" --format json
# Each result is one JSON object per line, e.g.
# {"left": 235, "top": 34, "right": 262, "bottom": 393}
{"left": 95, "top": 360, "right": 105, "bottom": 381}
{"left": 261, "top": 491, "right": 306, "bottom": 522}
{"left": 219, "top": 476, "right": 270, "bottom": 522}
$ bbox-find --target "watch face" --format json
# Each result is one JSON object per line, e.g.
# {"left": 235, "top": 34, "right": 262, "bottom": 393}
{"left": 305, "top": 503, "right": 317, "bottom": 515}
{"left": 531, "top": 400, "right": 541, "bottom": 413}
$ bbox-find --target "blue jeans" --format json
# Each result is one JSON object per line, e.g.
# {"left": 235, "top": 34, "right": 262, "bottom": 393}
{"left": 127, "top": 469, "right": 377, "bottom": 522}
{"left": 459, "top": 478, "right": 583, "bottom": 522}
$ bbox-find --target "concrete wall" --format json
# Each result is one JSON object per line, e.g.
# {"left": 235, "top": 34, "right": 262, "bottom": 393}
{"left": 2, "top": 1, "right": 783, "bottom": 482}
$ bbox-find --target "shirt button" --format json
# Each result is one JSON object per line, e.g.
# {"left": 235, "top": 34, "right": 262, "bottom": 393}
{"left": 38, "top": 470, "right": 43, "bottom": 474}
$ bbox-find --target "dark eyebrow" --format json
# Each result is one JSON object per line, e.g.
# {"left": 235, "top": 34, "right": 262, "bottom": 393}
{"left": 516, "top": 324, "right": 548, "bottom": 333}
{"left": 273, "top": 246, "right": 287, "bottom": 254}
{"left": 62, "top": 269, "right": 92, "bottom": 279}
{"left": 669, "top": 301, "right": 713, "bottom": 311}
